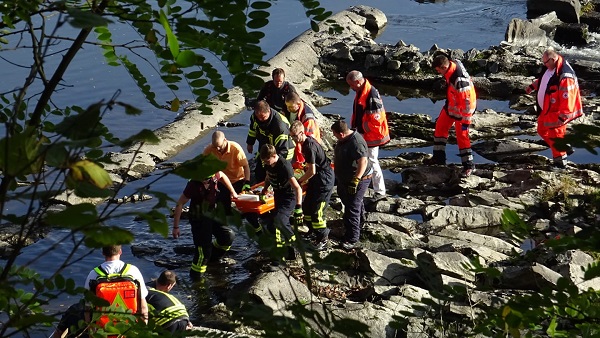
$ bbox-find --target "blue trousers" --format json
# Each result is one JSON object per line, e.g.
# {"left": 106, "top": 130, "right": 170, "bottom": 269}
{"left": 337, "top": 178, "right": 370, "bottom": 243}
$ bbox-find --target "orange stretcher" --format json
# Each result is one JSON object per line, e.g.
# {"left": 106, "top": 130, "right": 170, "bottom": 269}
{"left": 233, "top": 169, "right": 307, "bottom": 214}
{"left": 232, "top": 182, "right": 276, "bottom": 214}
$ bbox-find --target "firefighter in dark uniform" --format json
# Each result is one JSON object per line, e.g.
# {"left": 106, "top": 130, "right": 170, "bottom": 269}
{"left": 259, "top": 144, "right": 304, "bottom": 263}
{"left": 146, "top": 270, "right": 192, "bottom": 333}
{"left": 246, "top": 100, "right": 295, "bottom": 183}
{"left": 289, "top": 120, "right": 334, "bottom": 251}
{"left": 257, "top": 67, "right": 297, "bottom": 118}
{"left": 172, "top": 171, "right": 238, "bottom": 279}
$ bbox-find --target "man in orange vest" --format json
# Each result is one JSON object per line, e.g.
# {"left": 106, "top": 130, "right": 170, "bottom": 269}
{"left": 425, "top": 54, "right": 477, "bottom": 178}
{"left": 525, "top": 47, "right": 582, "bottom": 168}
{"left": 284, "top": 92, "right": 321, "bottom": 169}
{"left": 346, "top": 70, "right": 390, "bottom": 198}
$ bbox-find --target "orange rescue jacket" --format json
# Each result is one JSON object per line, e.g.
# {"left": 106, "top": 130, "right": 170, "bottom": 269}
{"left": 443, "top": 60, "right": 476, "bottom": 124}
{"left": 351, "top": 79, "right": 390, "bottom": 147}
{"left": 530, "top": 54, "right": 583, "bottom": 128}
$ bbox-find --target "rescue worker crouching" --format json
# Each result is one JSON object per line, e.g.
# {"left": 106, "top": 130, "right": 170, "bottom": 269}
{"left": 146, "top": 270, "right": 193, "bottom": 333}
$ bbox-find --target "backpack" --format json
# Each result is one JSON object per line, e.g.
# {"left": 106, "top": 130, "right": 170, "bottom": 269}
{"left": 88, "top": 263, "right": 141, "bottom": 331}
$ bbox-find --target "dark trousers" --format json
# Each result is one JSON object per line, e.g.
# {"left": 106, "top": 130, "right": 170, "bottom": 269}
{"left": 265, "top": 189, "right": 296, "bottom": 243}
{"left": 190, "top": 216, "right": 235, "bottom": 273}
{"left": 304, "top": 172, "right": 334, "bottom": 231}
{"left": 337, "top": 178, "right": 370, "bottom": 243}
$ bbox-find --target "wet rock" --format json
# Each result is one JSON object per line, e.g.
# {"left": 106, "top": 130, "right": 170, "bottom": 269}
{"left": 505, "top": 17, "right": 551, "bottom": 46}
{"left": 554, "top": 22, "right": 590, "bottom": 46}
{"left": 498, "top": 263, "right": 563, "bottom": 290}
{"left": 527, "top": 0, "right": 582, "bottom": 23}
{"left": 472, "top": 138, "right": 547, "bottom": 162}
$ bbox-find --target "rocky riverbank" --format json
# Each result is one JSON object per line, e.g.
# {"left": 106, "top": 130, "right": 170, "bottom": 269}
{"left": 5, "top": 3, "right": 600, "bottom": 337}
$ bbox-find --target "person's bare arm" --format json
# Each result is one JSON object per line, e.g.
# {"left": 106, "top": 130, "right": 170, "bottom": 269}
{"left": 140, "top": 297, "right": 149, "bottom": 324}
{"left": 290, "top": 177, "right": 303, "bottom": 205}
{"left": 298, "top": 162, "right": 315, "bottom": 185}
{"left": 354, "top": 157, "right": 367, "bottom": 178}
{"left": 219, "top": 172, "right": 238, "bottom": 199}
{"left": 173, "top": 194, "right": 189, "bottom": 239}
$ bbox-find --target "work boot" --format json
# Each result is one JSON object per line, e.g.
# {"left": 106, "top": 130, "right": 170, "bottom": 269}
{"left": 313, "top": 228, "right": 330, "bottom": 252}
{"left": 423, "top": 150, "right": 446, "bottom": 165}
{"left": 461, "top": 166, "right": 475, "bottom": 178}
{"left": 285, "top": 246, "right": 298, "bottom": 261}
{"left": 566, "top": 144, "right": 574, "bottom": 156}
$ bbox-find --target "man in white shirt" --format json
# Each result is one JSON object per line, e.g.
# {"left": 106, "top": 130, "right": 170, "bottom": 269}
{"left": 84, "top": 245, "right": 149, "bottom": 324}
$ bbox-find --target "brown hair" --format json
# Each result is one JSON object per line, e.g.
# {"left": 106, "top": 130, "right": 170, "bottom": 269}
{"left": 157, "top": 270, "right": 177, "bottom": 286}
{"left": 331, "top": 120, "right": 349, "bottom": 134}
{"left": 254, "top": 100, "right": 271, "bottom": 115}
{"left": 102, "top": 245, "right": 121, "bottom": 257}
{"left": 285, "top": 91, "right": 300, "bottom": 104}
{"left": 272, "top": 68, "right": 285, "bottom": 78}
{"left": 290, "top": 120, "right": 304, "bottom": 135}
{"left": 259, "top": 143, "right": 277, "bottom": 160}
{"left": 432, "top": 54, "right": 450, "bottom": 68}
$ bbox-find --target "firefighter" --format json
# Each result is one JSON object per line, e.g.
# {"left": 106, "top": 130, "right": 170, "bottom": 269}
{"left": 146, "top": 270, "right": 192, "bottom": 333}
{"left": 259, "top": 144, "right": 303, "bottom": 266}
{"left": 256, "top": 67, "right": 297, "bottom": 118}
{"left": 246, "top": 100, "right": 295, "bottom": 183}
{"left": 172, "top": 172, "right": 238, "bottom": 280}
{"left": 290, "top": 120, "right": 334, "bottom": 251}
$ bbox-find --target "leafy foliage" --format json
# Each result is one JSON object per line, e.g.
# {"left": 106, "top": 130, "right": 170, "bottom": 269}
{"left": 0, "top": 0, "right": 354, "bottom": 337}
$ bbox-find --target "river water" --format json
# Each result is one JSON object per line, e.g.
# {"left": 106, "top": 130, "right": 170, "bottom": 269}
{"left": 4, "top": 1, "right": 599, "bottom": 336}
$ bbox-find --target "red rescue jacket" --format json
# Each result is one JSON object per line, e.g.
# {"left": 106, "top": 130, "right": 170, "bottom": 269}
{"left": 530, "top": 54, "right": 583, "bottom": 128}
{"left": 351, "top": 79, "right": 390, "bottom": 147}
{"left": 443, "top": 60, "right": 476, "bottom": 124}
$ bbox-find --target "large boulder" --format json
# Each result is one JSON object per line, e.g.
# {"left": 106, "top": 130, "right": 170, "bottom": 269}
{"left": 505, "top": 18, "right": 549, "bottom": 46}
{"left": 527, "top": 0, "right": 582, "bottom": 23}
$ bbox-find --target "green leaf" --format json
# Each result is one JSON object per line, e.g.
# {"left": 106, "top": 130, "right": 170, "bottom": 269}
{"left": 116, "top": 102, "right": 142, "bottom": 116}
{"left": 172, "top": 154, "right": 227, "bottom": 181}
{"left": 66, "top": 8, "right": 112, "bottom": 29}
{"left": 176, "top": 50, "right": 196, "bottom": 67}
{"left": 68, "top": 159, "right": 113, "bottom": 189}
{"left": 83, "top": 226, "right": 135, "bottom": 247}
{"left": 119, "top": 129, "right": 160, "bottom": 148}
{"left": 310, "top": 20, "right": 320, "bottom": 32}
{"left": 44, "top": 203, "right": 99, "bottom": 229}
{"left": 0, "top": 125, "right": 44, "bottom": 176}
{"left": 159, "top": 9, "right": 179, "bottom": 58}
{"left": 44, "top": 144, "right": 69, "bottom": 167}
{"left": 170, "top": 97, "right": 180, "bottom": 112}
{"left": 247, "top": 18, "right": 269, "bottom": 29}
{"left": 250, "top": 1, "right": 271, "bottom": 10}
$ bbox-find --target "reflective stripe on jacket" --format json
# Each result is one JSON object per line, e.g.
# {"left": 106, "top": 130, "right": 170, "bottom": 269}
{"left": 146, "top": 288, "right": 189, "bottom": 327}
{"left": 444, "top": 60, "right": 476, "bottom": 124}
{"left": 531, "top": 55, "right": 583, "bottom": 128}
{"left": 351, "top": 79, "right": 390, "bottom": 147}
{"left": 246, "top": 109, "right": 294, "bottom": 160}
{"left": 297, "top": 100, "right": 321, "bottom": 142}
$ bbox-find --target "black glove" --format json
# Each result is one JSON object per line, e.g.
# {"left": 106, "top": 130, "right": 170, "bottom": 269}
{"left": 348, "top": 177, "right": 360, "bottom": 195}
{"left": 242, "top": 180, "right": 251, "bottom": 192}
{"left": 293, "top": 205, "right": 304, "bottom": 226}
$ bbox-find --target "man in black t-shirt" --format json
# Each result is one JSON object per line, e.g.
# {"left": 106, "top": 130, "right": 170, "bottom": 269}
{"left": 331, "top": 120, "right": 373, "bottom": 250}
{"left": 290, "top": 121, "right": 334, "bottom": 251}
{"left": 259, "top": 144, "right": 304, "bottom": 263}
